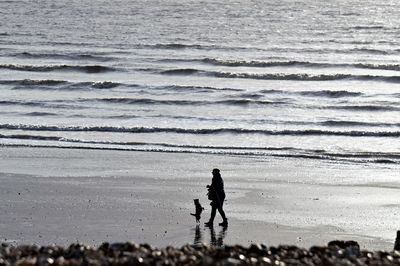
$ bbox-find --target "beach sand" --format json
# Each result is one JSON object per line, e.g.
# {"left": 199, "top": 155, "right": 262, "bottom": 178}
{"left": 0, "top": 146, "right": 398, "bottom": 250}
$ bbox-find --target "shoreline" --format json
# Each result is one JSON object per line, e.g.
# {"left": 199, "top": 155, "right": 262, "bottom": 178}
{"left": 0, "top": 146, "right": 398, "bottom": 251}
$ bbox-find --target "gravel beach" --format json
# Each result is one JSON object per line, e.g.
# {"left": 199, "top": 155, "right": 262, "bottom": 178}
{"left": 1, "top": 241, "right": 400, "bottom": 266}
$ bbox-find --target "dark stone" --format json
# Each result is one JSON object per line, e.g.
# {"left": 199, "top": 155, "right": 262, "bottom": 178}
{"left": 327, "top": 240, "right": 360, "bottom": 249}
{"left": 394, "top": 230, "right": 400, "bottom": 251}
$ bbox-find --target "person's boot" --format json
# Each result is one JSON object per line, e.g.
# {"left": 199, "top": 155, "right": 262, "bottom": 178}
{"left": 219, "top": 219, "right": 228, "bottom": 226}
{"left": 204, "top": 221, "right": 213, "bottom": 227}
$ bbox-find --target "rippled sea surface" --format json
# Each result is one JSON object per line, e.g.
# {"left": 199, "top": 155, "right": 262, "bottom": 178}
{"left": 1, "top": 0, "right": 399, "bottom": 165}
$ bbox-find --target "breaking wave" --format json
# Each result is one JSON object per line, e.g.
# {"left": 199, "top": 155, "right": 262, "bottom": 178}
{"left": 213, "top": 72, "right": 400, "bottom": 82}
{"left": 159, "top": 68, "right": 400, "bottom": 83}
{"left": 90, "top": 81, "right": 121, "bottom": 89}
{"left": 0, "top": 124, "right": 399, "bottom": 137}
{"left": 202, "top": 58, "right": 400, "bottom": 71}
{"left": 1, "top": 134, "right": 398, "bottom": 164}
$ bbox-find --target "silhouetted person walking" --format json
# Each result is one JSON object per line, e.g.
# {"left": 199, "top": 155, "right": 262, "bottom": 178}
{"left": 205, "top": 168, "right": 228, "bottom": 226}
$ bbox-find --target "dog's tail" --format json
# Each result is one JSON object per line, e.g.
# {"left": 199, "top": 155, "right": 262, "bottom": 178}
{"left": 190, "top": 213, "right": 196, "bottom": 217}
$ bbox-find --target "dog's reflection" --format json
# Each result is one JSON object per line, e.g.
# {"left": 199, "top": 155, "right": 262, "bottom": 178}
{"left": 193, "top": 224, "right": 203, "bottom": 244}
{"left": 193, "top": 224, "right": 228, "bottom": 247}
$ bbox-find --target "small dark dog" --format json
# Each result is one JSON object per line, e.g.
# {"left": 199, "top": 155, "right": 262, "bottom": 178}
{"left": 190, "top": 199, "right": 204, "bottom": 222}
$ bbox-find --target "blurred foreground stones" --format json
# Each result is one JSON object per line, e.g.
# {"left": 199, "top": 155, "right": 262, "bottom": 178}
{"left": 1, "top": 240, "right": 400, "bottom": 266}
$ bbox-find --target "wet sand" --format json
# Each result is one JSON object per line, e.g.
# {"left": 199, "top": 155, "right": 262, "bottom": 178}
{"left": 0, "top": 146, "right": 398, "bottom": 250}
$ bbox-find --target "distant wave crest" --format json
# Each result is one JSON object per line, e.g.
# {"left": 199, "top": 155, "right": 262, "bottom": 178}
{"left": 259, "top": 89, "right": 363, "bottom": 98}
{"left": 202, "top": 58, "right": 400, "bottom": 71}
{"left": 299, "top": 90, "right": 363, "bottom": 98}
{"left": 321, "top": 120, "right": 400, "bottom": 128}
{"left": 0, "top": 79, "right": 67, "bottom": 86}
{"left": 0, "top": 64, "right": 117, "bottom": 73}
{"left": 214, "top": 72, "right": 400, "bottom": 82}
{"left": 133, "top": 43, "right": 399, "bottom": 55}
{"left": 135, "top": 43, "right": 252, "bottom": 51}
{"left": 0, "top": 79, "right": 124, "bottom": 90}
{"left": 14, "top": 52, "right": 114, "bottom": 62}
{"left": 83, "top": 97, "right": 286, "bottom": 106}
{"left": 160, "top": 68, "right": 400, "bottom": 83}
{"left": 0, "top": 80, "right": 245, "bottom": 94}
{"left": 91, "top": 81, "right": 121, "bottom": 89}
{"left": 330, "top": 105, "right": 400, "bottom": 112}
{"left": 160, "top": 68, "right": 200, "bottom": 75}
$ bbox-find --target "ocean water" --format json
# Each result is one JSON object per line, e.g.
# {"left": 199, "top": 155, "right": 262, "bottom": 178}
{"left": 0, "top": 0, "right": 399, "bottom": 166}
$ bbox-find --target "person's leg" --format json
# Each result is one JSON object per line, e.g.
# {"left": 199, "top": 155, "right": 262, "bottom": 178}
{"left": 205, "top": 205, "right": 216, "bottom": 225}
{"left": 217, "top": 203, "right": 228, "bottom": 226}
{"left": 217, "top": 205, "right": 227, "bottom": 221}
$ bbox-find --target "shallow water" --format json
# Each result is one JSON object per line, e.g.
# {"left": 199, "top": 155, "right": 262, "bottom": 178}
{"left": 0, "top": 0, "right": 399, "bottom": 165}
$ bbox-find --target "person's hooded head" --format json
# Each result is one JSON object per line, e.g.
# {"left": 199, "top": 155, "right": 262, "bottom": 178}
{"left": 212, "top": 168, "right": 221, "bottom": 177}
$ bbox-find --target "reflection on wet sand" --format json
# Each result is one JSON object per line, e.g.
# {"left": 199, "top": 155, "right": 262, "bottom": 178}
{"left": 193, "top": 225, "right": 203, "bottom": 244}
{"left": 193, "top": 225, "right": 228, "bottom": 247}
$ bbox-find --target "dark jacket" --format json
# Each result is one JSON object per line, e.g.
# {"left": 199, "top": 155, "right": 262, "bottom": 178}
{"left": 208, "top": 175, "right": 225, "bottom": 206}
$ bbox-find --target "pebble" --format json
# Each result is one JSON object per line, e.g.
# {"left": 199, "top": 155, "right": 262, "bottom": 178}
{"left": 1, "top": 241, "right": 400, "bottom": 265}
